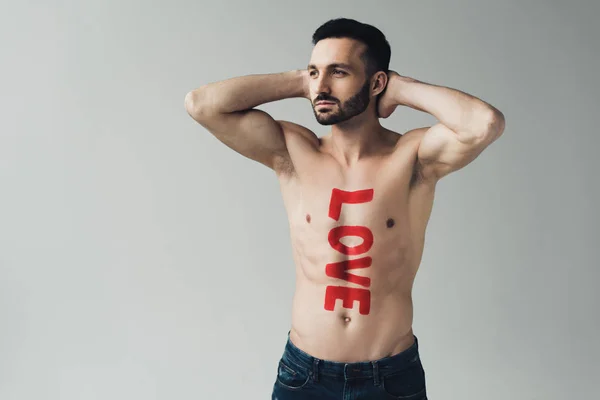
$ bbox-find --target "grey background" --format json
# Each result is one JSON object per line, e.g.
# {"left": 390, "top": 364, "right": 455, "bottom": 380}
{"left": 1, "top": 1, "right": 598, "bottom": 399}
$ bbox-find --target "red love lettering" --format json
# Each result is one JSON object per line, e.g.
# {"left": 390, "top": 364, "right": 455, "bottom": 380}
{"left": 324, "top": 188, "right": 375, "bottom": 315}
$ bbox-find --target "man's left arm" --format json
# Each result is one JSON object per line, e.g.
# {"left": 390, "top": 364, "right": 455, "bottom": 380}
{"left": 381, "top": 72, "right": 506, "bottom": 180}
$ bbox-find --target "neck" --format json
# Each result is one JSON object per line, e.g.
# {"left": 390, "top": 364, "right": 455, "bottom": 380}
{"left": 328, "top": 111, "right": 386, "bottom": 166}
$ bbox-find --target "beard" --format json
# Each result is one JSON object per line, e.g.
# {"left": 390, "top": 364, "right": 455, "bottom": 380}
{"left": 312, "top": 80, "right": 371, "bottom": 126}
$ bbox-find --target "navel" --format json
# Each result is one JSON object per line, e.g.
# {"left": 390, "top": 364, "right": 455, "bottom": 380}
{"left": 306, "top": 214, "right": 311, "bottom": 223}
{"left": 386, "top": 218, "right": 395, "bottom": 228}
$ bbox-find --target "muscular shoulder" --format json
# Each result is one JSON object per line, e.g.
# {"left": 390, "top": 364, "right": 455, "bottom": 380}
{"left": 398, "top": 127, "right": 428, "bottom": 145}
{"left": 277, "top": 120, "right": 320, "bottom": 148}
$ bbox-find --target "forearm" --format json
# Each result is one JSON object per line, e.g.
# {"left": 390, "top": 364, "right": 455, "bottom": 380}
{"left": 392, "top": 75, "right": 502, "bottom": 139}
{"left": 187, "top": 70, "right": 308, "bottom": 115}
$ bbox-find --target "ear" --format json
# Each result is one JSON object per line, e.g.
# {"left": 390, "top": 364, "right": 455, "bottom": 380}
{"left": 371, "top": 71, "right": 388, "bottom": 97}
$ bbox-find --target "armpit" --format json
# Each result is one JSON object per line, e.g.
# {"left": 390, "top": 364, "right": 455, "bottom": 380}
{"left": 273, "top": 152, "right": 295, "bottom": 177}
{"left": 410, "top": 159, "right": 424, "bottom": 188}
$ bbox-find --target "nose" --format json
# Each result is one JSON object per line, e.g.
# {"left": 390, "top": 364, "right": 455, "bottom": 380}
{"left": 314, "top": 75, "right": 331, "bottom": 96}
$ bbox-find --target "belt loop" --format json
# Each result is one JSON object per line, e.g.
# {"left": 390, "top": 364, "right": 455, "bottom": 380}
{"left": 312, "top": 358, "right": 319, "bottom": 383}
{"left": 372, "top": 361, "right": 380, "bottom": 386}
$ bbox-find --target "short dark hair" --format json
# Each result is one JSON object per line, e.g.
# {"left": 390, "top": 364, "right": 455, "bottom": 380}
{"left": 312, "top": 18, "right": 391, "bottom": 77}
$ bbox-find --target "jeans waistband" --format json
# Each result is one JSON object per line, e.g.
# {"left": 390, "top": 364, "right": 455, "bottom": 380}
{"left": 281, "top": 331, "right": 421, "bottom": 381}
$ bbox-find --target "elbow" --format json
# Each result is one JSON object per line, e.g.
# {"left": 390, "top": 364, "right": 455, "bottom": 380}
{"left": 479, "top": 108, "right": 505, "bottom": 140}
{"left": 489, "top": 110, "right": 506, "bottom": 139}
{"left": 184, "top": 87, "right": 213, "bottom": 119}
{"left": 184, "top": 91, "right": 196, "bottom": 114}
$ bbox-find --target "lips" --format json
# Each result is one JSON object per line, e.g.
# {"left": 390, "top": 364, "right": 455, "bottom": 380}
{"left": 316, "top": 101, "right": 336, "bottom": 106}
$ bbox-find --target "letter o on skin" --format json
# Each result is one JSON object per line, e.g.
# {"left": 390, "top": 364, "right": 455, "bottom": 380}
{"left": 328, "top": 225, "right": 374, "bottom": 255}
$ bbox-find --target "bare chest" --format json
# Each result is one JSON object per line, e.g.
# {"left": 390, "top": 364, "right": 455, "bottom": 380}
{"left": 279, "top": 152, "right": 420, "bottom": 256}
{"left": 278, "top": 154, "right": 426, "bottom": 316}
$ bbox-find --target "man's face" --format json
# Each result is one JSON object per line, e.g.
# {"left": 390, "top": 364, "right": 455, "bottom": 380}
{"left": 308, "top": 38, "right": 373, "bottom": 125}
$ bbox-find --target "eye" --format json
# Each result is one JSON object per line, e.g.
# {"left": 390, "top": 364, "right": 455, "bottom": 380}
{"left": 309, "top": 70, "right": 317, "bottom": 77}
{"left": 333, "top": 69, "right": 346, "bottom": 76}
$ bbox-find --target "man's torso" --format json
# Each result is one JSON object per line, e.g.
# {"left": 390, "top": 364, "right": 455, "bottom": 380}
{"left": 275, "top": 124, "right": 436, "bottom": 362}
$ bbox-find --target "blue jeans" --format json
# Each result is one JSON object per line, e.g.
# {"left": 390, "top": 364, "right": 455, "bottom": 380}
{"left": 271, "top": 332, "right": 428, "bottom": 399}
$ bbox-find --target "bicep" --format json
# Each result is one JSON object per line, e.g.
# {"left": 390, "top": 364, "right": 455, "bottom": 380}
{"left": 416, "top": 122, "right": 498, "bottom": 180}
{"left": 188, "top": 106, "right": 289, "bottom": 171}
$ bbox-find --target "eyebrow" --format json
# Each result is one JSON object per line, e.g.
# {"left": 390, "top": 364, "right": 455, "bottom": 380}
{"left": 307, "top": 63, "right": 353, "bottom": 71}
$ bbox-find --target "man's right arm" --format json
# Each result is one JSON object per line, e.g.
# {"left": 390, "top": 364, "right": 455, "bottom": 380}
{"left": 184, "top": 70, "right": 309, "bottom": 172}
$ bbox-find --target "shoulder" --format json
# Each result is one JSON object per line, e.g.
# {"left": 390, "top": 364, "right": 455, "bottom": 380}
{"left": 387, "top": 126, "right": 428, "bottom": 156}
{"left": 398, "top": 126, "right": 429, "bottom": 143}
{"left": 277, "top": 120, "right": 320, "bottom": 148}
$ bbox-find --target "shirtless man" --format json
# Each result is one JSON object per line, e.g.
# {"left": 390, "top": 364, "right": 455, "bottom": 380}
{"left": 185, "top": 18, "right": 504, "bottom": 400}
